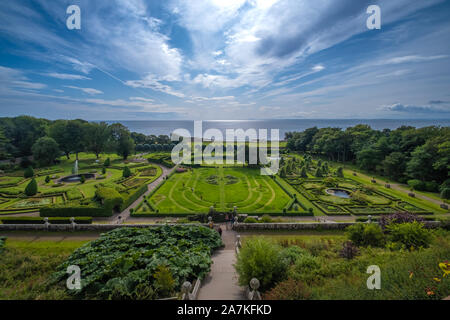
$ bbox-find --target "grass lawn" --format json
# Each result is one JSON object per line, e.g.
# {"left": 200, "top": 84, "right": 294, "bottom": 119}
{"left": 0, "top": 238, "right": 89, "bottom": 299}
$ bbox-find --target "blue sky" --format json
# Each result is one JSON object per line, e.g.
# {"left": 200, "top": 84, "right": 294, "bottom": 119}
{"left": 0, "top": 0, "right": 450, "bottom": 120}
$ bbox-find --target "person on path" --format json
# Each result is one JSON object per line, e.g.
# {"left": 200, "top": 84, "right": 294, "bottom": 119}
{"left": 225, "top": 213, "right": 230, "bottom": 230}
{"left": 217, "top": 226, "right": 223, "bottom": 237}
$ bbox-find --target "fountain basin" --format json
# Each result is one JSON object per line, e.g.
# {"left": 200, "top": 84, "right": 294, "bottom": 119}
{"left": 59, "top": 173, "right": 95, "bottom": 183}
{"left": 325, "top": 188, "right": 351, "bottom": 198}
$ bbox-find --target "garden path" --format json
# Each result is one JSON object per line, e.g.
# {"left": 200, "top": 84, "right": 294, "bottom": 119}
{"left": 110, "top": 163, "right": 176, "bottom": 224}
{"left": 197, "top": 226, "right": 245, "bottom": 300}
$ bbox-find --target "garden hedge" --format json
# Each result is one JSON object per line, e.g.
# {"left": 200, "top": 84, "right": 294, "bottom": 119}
{"left": 120, "top": 184, "right": 148, "bottom": 211}
{"left": 40, "top": 204, "right": 112, "bottom": 217}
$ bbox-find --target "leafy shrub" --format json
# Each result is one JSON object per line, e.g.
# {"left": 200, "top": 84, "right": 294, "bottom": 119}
{"left": 243, "top": 217, "right": 258, "bottom": 223}
{"left": 407, "top": 179, "right": 426, "bottom": 191}
{"left": 25, "top": 178, "right": 38, "bottom": 196}
{"left": 346, "top": 223, "right": 385, "bottom": 247}
{"left": 235, "top": 237, "right": 287, "bottom": 291}
{"left": 386, "top": 221, "right": 432, "bottom": 250}
{"left": 0, "top": 236, "right": 6, "bottom": 253}
{"left": 95, "top": 187, "right": 123, "bottom": 210}
{"left": 45, "top": 175, "right": 51, "bottom": 183}
{"left": 24, "top": 166, "right": 34, "bottom": 178}
{"left": 288, "top": 253, "right": 321, "bottom": 281}
{"left": 340, "top": 241, "right": 359, "bottom": 259}
{"left": 123, "top": 166, "right": 132, "bottom": 178}
{"left": 378, "top": 212, "right": 424, "bottom": 230}
{"left": 279, "top": 246, "right": 308, "bottom": 265}
{"left": 153, "top": 265, "right": 176, "bottom": 298}
{"left": 102, "top": 167, "right": 106, "bottom": 174}
{"left": 264, "top": 279, "right": 311, "bottom": 300}
{"left": 260, "top": 215, "right": 273, "bottom": 223}
{"left": 336, "top": 167, "right": 344, "bottom": 178}
{"left": 315, "top": 167, "right": 323, "bottom": 177}
{"left": 440, "top": 188, "right": 450, "bottom": 200}
{"left": 104, "top": 157, "right": 111, "bottom": 167}
{"left": 79, "top": 175, "right": 86, "bottom": 184}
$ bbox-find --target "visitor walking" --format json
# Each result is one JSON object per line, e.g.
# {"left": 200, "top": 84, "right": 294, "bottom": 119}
{"left": 225, "top": 213, "right": 230, "bottom": 230}
{"left": 217, "top": 226, "right": 223, "bottom": 237}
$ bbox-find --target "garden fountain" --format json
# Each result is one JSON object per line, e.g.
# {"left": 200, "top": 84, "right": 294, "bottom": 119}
{"left": 73, "top": 160, "right": 79, "bottom": 175}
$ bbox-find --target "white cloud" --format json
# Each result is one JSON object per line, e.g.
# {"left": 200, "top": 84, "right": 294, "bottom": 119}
{"left": 64, "top": 86, "right": 103, "bottom": 95}
{"left": 44, "top": 73, "right": 91, "bottom": 80}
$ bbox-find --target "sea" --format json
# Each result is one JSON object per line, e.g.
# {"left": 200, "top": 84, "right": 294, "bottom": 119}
{"left": 104, "top": 119, "right": 450, "bottom": 140}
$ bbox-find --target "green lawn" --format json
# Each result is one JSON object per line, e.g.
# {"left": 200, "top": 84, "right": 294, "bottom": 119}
{"left": 0, "top": 238, "right": 89, "bottom": 299}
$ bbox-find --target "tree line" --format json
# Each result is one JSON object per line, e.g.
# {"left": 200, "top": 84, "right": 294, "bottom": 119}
{"left": 286, "top": 124, "right": 449, "bottom": 193}
{"left": 0, "top": 116, "right": 171, "bottom": 167}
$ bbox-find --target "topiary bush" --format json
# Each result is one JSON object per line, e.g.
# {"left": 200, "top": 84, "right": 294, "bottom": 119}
{"left": 386, "top": 221, "right": 432, "bottom": 250}
{"left": 24, "top": 178, "right": 38, "bottom": 196}
{"left": 235, "top": 237, "right": 287, "bottom": 291}
{"left": 24, "top": 166, "right": 34, "bottom": 178}
{"left": 243, "top": 217, "right": 258, "bottom": 223}
{"left": 104, "top": 157, "right": 111, "bottom": 167}
{"left": 123, "top": 166, "right": 132, "bottom": 178}
{"left": 336, "top": 167, "right": 344, "bottom": 178}
{"left": 346, "top": 223, "right": 385, "bottom": 247}
{"left": 45, "top": 175, "right": 51, "bottom": 183}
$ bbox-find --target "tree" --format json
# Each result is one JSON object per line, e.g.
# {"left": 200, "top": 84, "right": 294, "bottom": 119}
{"left": 31, "top": 137, "right": 60, "bottom": 166}
{"left": 25, "top": 178, "right": 38, "bottom": 196}
{"left": 381, "top": 152, "right": 406, "bottom": 181}
{"left": 85, "top": 122, "right": 110, "bottom": 158}
{"left": 49, "top": 120, "right": 71, "bottom": 159}
{"left": 110, "top": 123, "right": 134, "bottom": 160}
{"left": 24, "top": 166, "right": 34, "bottom": 178}
{"left": 441, "top": 188, "right": 450, "bottom": 199}
{"left": 65, "top": 120, "right": 87, "bottom": 160}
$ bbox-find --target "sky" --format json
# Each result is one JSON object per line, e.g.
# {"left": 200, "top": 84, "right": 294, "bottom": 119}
{"left": 0, "top": 0, "right": 450, "bottom": 120}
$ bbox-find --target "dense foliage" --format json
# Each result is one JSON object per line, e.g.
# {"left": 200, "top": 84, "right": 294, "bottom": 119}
{"left": 235, "top": 237, "right": 289, "bottom": 291}
{"left": 0, "top": 237, "right": 6, "bottom": 253}
{"left": 286, "top": 125, "right": 449, "bottom": 187}
{"left": 0, "top": 116, "right": 172, "bottom": 163}
{"left": 50, "top": 226, "right": 223, "bottom": 299}
{"left": 346, "top": 223, "right": 386, "bottom": 247}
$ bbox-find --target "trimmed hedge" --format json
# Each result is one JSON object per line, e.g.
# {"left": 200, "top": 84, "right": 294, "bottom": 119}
{"left": 131, "top": 211, "right": 314, "bottom": 218}
{"left": 0, "top": 217, "right": 92, "bottom": 224}
{"left": 40, "top": 205, "right": 111, "bottom": 217}
{"left": 120, "top": 184, "right": 148, "bottom": 211}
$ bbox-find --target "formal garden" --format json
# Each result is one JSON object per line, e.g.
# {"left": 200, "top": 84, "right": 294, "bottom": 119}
{"left": 277, "top": 154, "right": 447, "bottom": 218}
{"left": 132, "top": 166, "right": 295, "bottom": 216}
{"left": 0, "top": 153, "right": 162, "bottom": 219}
